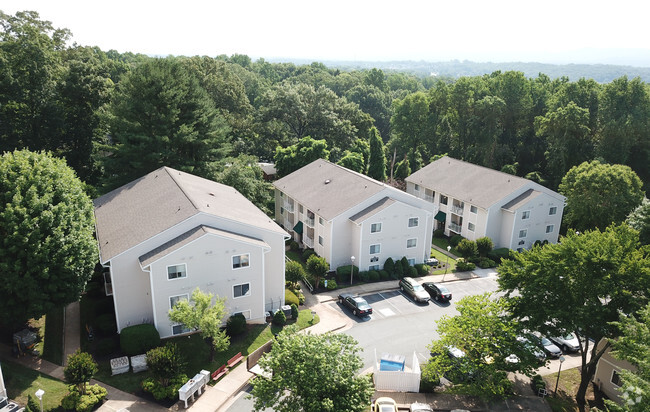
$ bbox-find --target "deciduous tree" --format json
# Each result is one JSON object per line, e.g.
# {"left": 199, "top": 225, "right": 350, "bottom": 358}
{"left": 306, "top": 254, "right": 329, "bottom": 290}
{"left": 627, "top": 198, "right": 650, "bottom": 246}
{"left": 64, "top": 350, "right": 98, "bottom": 395}
{"left": 274, "top": 136, "right": 329, "bottom": 177}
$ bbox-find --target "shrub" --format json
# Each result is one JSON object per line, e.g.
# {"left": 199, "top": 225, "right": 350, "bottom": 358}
{"left": 285, "top": 289, "right": 299, "bottom": 306}
{"left": 383, "top": 257, "right": 395, "bottom": 274}
{"left": 273, "top": 309, "right": 287, "bottom": 326}
{"left": 289, "top": 240, "right": 299, "bottom": 251}
{"left": 455, "top": 259, "right": 476, "bottom": 272}
{"left": 95, "top": 337, "right": 118, "bottom": 356}
{"left": 25, "top": 395, "right": 39, "bottom": 412}
{"left": 285, "top": 260, "right": 305, "bottom": 286}
{"left": 449, "top": 234, "right": 464, "bottom": 247}
{"left": 456, "top": 239, "right": 478, "bottom": 259}
{"left": 64, "top": 350, "right": 98, "bottom": 395}
{"left": 379, "top": 270, "right": 390, "bottom": 280}
{"left": 488, "top": 247, "right": 512, "bottom": 263}
{"left": 95, "top": 313, "right": 116, "bottom": 336}
{"left": 390, "top": 272, "right": 399, "bottom": 280}
{"left": 302, "top": 248, "right": 316, "bottom": 261}
{"left": 414, "top": 264, "right": 428, "bottom": 276}
{"left": 146, "top": 343, "right": 185, "bottom": 384}
{"left": 530, "top": 374, "right": 546, "bottom": 395}
{"left": 433, "top": 228, "right": 445, "bottom": 238}
{"left": 290, "top": 303, "right": 299, "bottom": 319}
{"left": 336, "top": 265, "right": 358, "bottom": 283}
{"left": 297, "top": 291, "right": 305, "bottom": 305}
{"left": 476, "top": 258, "right": 496, "bottom": 269}
{"left": 368, "top": 271, "right": 380, "bottom": 282}
{"left": 325, "top": 279, "right": 338, "bottom": 290}
{"left": 61, "top": 384, "right": 107, "bottom": 412}
{"left": 358, "top": 271, "right": 370, "bottom": 282}
{"left": 400, "top": 256, "right": 410, "bottom": 272}
{"left": 142, "top": 374, "right": 187, "bottom": 401}
{"left": 226, "top": 313, "right": 247, "bottom": 336}
{"left": 408, "top": 266, "right": 418, "bottom": 277}
{"left": 119, "top": 324, "right": 160, "bottom": 356}
{"left": 476, "top": 236, "right": 494, "bottom": 256}
{"left": 394, "top": 263, "right": 404, "bottom": 278}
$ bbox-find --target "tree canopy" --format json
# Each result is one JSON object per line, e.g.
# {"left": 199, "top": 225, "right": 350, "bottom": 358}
{"left": 0, "top": 150, "right": 97, "bottom": 327}
{"left": 627, "top": 198, "right": 650, "bottom": 246}
{"left": 250, "top": 326, "right": 373, "bottom": 412}
{"left": 498, "top": 224, "right": 650, "bottom": 409}
{"left": 274, "top": 136, "right": 329, "bottom": 177}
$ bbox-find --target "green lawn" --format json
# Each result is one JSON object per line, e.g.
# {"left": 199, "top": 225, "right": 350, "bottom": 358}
{"left": 432, "top": 237, "right": 461, "bottom": 257}
{"left": 428, "top": 247, "right": 457, "bottom": 274}
{"left": 1, "top": 360, "right": 69, "bottom": 411}
{"left": 29, "top": 307, "right": 65, "bottom": 366}
{"left": 93, "top": 309, "right": 319, "bottom": 394}
{"left": 543, "top": 367, "right": 604, "bottom": 411}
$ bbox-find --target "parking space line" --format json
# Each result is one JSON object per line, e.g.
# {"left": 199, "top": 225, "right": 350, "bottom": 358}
{"left": 378, "top": 291, "right": 402, "bottom": 314}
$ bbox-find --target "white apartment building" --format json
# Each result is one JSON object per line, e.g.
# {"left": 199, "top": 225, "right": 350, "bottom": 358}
{"left": 274, "top": 159, "right": 437, "bottom": 271}
{"left": 406, "top": 156, "right": 565, "bottom": 250}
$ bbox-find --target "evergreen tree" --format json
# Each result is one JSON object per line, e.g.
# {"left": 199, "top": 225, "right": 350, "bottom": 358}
{"left": 367, "top": 127, "right": 387, "bottom": 181}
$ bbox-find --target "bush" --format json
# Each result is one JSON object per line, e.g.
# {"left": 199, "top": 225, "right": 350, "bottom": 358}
{"left": 285, "top": 260, "right": 305, "bottom": 286}
{"left": 368, "top": 271, "right": 380, "bottom": 282}
{"left": 273, "top": 310, "right": 286, "bottom": 326}
{"left": 414, "top": 264, "right": 428, "bottom": 276}
{"left": 302, "top": 248, "right": 316, "bottom": 261}
{"left": 390, "top": 272, "right": 399, "bottom": 280}
{"left": 433, "top": 228, "right": 445, "bottom": 238}
{"left": 146, "top": 343, "right": 185, "bottom": 382}
{"left": 456, "top": 239, "right": 478, "bottom": 259}
{"left": 476, "top": 236, "right": 494, "bottom": 256}
{"left": 476, "top": 257, "right": 496, "bottom": 269}
{"left": 142, "top": 374, "right": 187, "bottom": 401}
{"left": 449, "top": 234, "right": 464, "bottom": 247}
{"left": 408, "top": 266, "right": 418, "bottom": 277}
{"left": 530, "top": 374, "right": 546, "bottom": 395}
{"left": 64, "top": 350, "right": 98, "bottom": 394}
{"left": 285, "top": 288, "right": 299, "bottom": 306}
{"left": 95, "top": 337, "right": 118, "bottom": 356}
{"left": 119, "top": 324, "right": 160, "bottom": 356}
{"left": 336, "top": 265, "right": 358, "bottom": 283}
{"left": 400, "top": 257, "right": 410, "bottom": 272}
{"left": 95, "top": 313, "right": 116, "bottom": 336}
{"left": 289, "top": 240, "right": 299, "bottom": 251}
{"left": 455, "top": 259, "right": 476, "bottom": 272}
{"left": 226, "top": 313, "right": 247, "bottom": 336}
{"left": 383, "top": 257, "right": 395, "bottom": 275}
{"left": 488, "top": 247, "right": 512, "bottom": 263}
{"left": 325, "top": 279, "right": 338, "bottom": 290}
{"left": 297, "top": 291, "right": 305, "bottom": 305}
{"left": 290, "top": 303, "right": 299, "bottom": 319}
{"left": 379, "top": 270, "right": 390, "bottom": 280}
{"left": 358, "top": 271, "right": 370, "bottom": 282}
{"left": 394, "top": 263, "right": 404, "bottom": 278}
{"left": 25, "top": 395, "right": 40, "bottom": 412}
{"left": 61, "top": 384, "right": 107, "bottom": 412}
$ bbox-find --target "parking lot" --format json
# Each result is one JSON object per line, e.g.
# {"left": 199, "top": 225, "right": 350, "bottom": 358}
{"left": 331, "top": 289, "right": 450, "bottom": 321}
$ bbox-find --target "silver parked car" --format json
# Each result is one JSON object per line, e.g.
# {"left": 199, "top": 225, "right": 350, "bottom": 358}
{"left": 550, "top": 333, "right": 580, "bottom": 353}
{"left": 399, "top": 277, "right": 430, "bottom": 303}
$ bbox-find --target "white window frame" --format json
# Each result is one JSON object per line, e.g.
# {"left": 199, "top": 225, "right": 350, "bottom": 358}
{"left": 169, "top": 293, "right": 189, "bottom": 309}
{"left": 549, "top": 206, "right": 557, "bottom": 215}
{"left": 407, "top": 258, "right": 416, "bottom": 266}
{"left": 408, "top": 217, "right": 419, "bottom": 228}
{"left": 369, "top": 244, "right": 381, "bottom": 254}
{"left": 414, "top": 184, "right": 420, "bottom": 191}
{"left": 172, "top": 324, "right": 191, "bottom": 336}
{"left": 318, "top": 235, "right": 323, "bottom": 246}
{"left": 232, "top": 253, "right": 250, "bottom": 269}
{"left": 468, "top": 222, "right": 476, "bottom": 232}
{"left": 167, "top": 263, "right": 187, "bottom": 280}
{"left": 319, "top": 217, "right": 324, "bottom": 226}
{"left": 611, "top": 370, "right": 622, "bottom": 387}
{"left": 522, "top": 210, "right": 530, "bottom": 220}
{"left": 299, "top": 204, "right": 303, "bottom": 214}
{"left": 519, "top": 229, "right": 528, "bottom": 238}
{"left": 440, "top": 195, "right": 448, "bottom": 205}
{"left": 280, "top": 206, "right": 284, "bottom": 215}
{"left": 233, "top": 283, "right": 251, "bottom": 299}
{"left": 546, "top": 224, "right": 554, "bottom": 233}
{"left": 371, "top": 222, "right": 382, "bottom": 233}
{"left": 369, "top": 265, "right": 380, "bottom": 271}
{"left": 470, "top": 205, "right": 478, "bottom": 214}
{"left": 406, "top": 238, "right": 417, "bottom": 248}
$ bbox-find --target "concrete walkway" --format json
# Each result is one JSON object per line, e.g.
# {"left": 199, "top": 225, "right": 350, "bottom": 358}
{"left": 63, "top": 301, "right": 80, "bottom": 366}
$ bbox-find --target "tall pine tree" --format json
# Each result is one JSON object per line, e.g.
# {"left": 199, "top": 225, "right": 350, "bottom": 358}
{"left": 367, "top": 127, "right": 387, "bottom": 181}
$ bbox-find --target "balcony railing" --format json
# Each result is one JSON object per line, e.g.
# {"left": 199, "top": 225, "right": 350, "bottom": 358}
{"left": 305, "top": 217, "right": 315, "bottom": 227}
{"left": 449, "top": 222, "right": 462, "bottom": 233}
{"left": 303, "top": 235, "right": 314, "bottom": 248}
{"left": 284, "top": 200, "right": 294, "bottom": 213}
{"left": 425, "top": 195, "right": 435, "bottom": 203}
{"left": 451, "top": 205, "right": 464, "bottom": 216}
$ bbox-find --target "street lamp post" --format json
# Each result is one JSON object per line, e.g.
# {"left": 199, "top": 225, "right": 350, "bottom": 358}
{"left": 35, "top": 389, "right": 44, "bottom": 412}
{"left": 554, "top": 356, "right": 566, "bottom": 395}
{"left": 350, "top": 256, "right": 355, "bottom": 286}
{"left": 442, "top": 245, "right": 451, "bottom": 282}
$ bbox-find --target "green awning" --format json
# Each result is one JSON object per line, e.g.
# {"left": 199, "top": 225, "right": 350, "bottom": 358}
{"left": 293, "top": 221, "right": 303, "bottom": 234}
{"left": 434, "top": 211, "right": 447, "bottom": 222}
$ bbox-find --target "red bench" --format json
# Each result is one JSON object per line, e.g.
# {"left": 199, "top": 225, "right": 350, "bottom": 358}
{"left": 227, "top": 352, "right": 244, "bottom": 368}
{"left": 211, "top": 364, "right": 228, "bottom": 381}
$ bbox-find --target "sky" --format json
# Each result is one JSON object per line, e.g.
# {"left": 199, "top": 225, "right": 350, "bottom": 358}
{"left": 3, "top": 0, "right": 650, "bottom": 66}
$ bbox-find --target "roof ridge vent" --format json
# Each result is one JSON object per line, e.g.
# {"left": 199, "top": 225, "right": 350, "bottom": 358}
{"left": 324, "top": 179, "right": 331, "bottom": 184}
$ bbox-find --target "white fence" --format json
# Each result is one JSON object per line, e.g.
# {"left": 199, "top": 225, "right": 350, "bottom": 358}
{"left": 373, "top": 351, "right": 421, "bottom": 392}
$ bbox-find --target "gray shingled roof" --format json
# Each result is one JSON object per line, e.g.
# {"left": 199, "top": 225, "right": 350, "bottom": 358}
{"left": 501, "top": 189, "right": 542, "bottom": 211}
{"left": 406, "top": 156, "right": 530, "bottom": 209}
{"left": 139, "top": 225, "right": 269, "bottom": 267}
{"left": 349, "top": 197, "right": 396, "bottom": 223}
{"left": 94, "top": 167, "right": 286, "bottom": 263}
{"left": 273, "top": 159, "right": 387, "bottom": 220}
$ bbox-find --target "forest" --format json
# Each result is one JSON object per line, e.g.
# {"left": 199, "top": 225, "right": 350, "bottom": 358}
{"left": 1, "top": 10, "right": 649, "bottom": 211}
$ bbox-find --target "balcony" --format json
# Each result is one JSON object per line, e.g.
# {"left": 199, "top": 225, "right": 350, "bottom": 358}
{"left": 449, "top": 222, "right": 462, "bottom": 233}
{"left": 424, "top": 195, "right": 435, "bottom": 203}
{"left": 303, "top": 235, "right": 314, "bottom": 248}
{"left": 305, "top": 210, "right": 315, "bottom": 227}
{"left": 451, "top": 205, "right": 464, "bottom": 216}
{"left": 283, "top": 200, "right": 294, "bottom": 213}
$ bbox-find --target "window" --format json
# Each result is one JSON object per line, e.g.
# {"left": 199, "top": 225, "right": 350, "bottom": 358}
{"left": 414, "top": 184, "right": 420, "bottom": 191}
{"left": 279, "top": 192, "right": 284, "bottom": 198}
{"left": 280, "top": 207, "right": 284, "bottom": 215}
{"left": 370, "top": 244, "right": 380, "bottom": 254}
{"left": 319, "top": 217, "right": 324, "bottom": 225}
{"left": 549, "top": 206, "right": 557, "bottom": 215}
{"left": 522, "top": 210, "right": 530, "bottom": 220}
{"left": 172, "top": 324, "right": 191, "bottom": 335}
{"left": 407, "top": 238, "right": 417, "bottom": 248}
{"left": 232, "top": 254, "right": 250, "bottom": 269}
{"left": 611, "top": 370, "right": 622, "bottom": 387}
{"left": 440, "top": 195, "right": 448, "bottom": 205}
{"left": 233, "top": 283, "right": 251, "bottom": 298}
{"left": 169, "top": 294, "right": 188, "bottom": 309}
{"left": 318, "top": 236, "right": 323, "bottom": 246}
{"left": 546, "top": 224, "right": 554, "bottom": 233}
{"left": 167, "top": 264, "right": 187, "bottom": 280}
{"left": 369, "top": 265, "right": 380, "bottom": 271}
{"left": 519, "top": 229, "right": 527, "bottom": 238}
{"left": 299, "top": 204, "right": 303, "bottom": 213}
{"left": 408, "top": 217, "right": 419, "bottom": 227}
{"left": 371, "top": 222, "right": 382, "bottom": 233}
{"left": 407, "top": 258, "right": 415, "bottom": 266}
{"left": 468, "top": 222, "right": 475, "bottom": 232}
{"left": 470, "top": 205, "right": 478, "bottom": 214}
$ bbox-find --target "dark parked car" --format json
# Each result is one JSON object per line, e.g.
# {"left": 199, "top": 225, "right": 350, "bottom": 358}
{"left": 422, "top": 282, "right": 452, "bottom": 302}
{"left": 538, "top": 335, "right": 562, "bottom": 358}
{"left": 399, "top": 277, "right": 430, "bottom": 303}
{"left": 337, "top": 293, "right": 372, "bottom": 317}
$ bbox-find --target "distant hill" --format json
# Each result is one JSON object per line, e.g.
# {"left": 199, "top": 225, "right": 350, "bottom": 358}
{"left": 268, "top": 58, "right": 650, "bottom": 83}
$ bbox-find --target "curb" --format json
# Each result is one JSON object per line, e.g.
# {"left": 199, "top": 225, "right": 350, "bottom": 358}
{"left": 214, "top": 380, "right": 253, "bottom": 412}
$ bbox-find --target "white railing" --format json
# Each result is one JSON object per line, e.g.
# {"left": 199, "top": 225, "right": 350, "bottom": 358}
{"left": 284, "top": 201, "right": 294, "bottom": 213}
{"left": 303, "top": 236, "right": 314, "bottom": 248}
{"left": 305, "top": 217, "right": 315, "bottom": 227}
{"left": 449, "top": 222, "right": 462, "bottom": 233}
{"left": 451, "top": 205, "right": 464, "bottom": 216}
